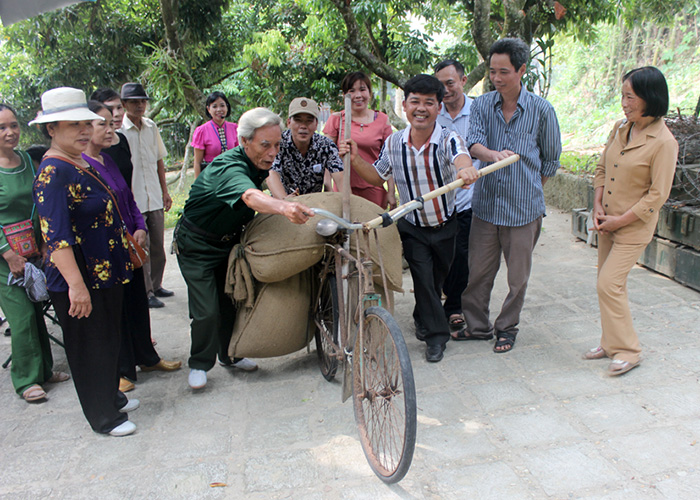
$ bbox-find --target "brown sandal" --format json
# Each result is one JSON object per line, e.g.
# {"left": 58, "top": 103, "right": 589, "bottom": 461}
{"left": 22, "top": 384, "right": 47, "bottom": 402}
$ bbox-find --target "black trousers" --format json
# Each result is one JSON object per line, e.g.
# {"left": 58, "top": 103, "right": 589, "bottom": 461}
{"left": 119, "top": 267, "right": 160, "bottom": 380}
{"left": 50, "top": 285, "right": 128, "bottom": 434}
{"left": 398, "top": 217, "right": 457, "bottom": 346}
{"left": 442, "top": 209, "right": 472, "bottom": 317}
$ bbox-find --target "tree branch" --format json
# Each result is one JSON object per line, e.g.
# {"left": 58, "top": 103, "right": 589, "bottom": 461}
{"left": 464, "top": 61, "right": 487, "bottom": 94}
{"left": 207, "top": 66, "right": 247, "bottom": 88}
{"left": 364, "top": 19, "right": 385, "bottom": 62}
{"left": 329, "top": 0, "right": 407, "bottom": 88}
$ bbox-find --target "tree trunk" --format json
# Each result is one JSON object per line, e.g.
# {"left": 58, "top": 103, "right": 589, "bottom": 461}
{"left": 379, "top": 80, "right": 406, "bottom": 130}
{"left": 471, "top": 0, "right": 494, "bottom": 63}
{"left": 465, "top": 61, "right": 487, "bottom": 95}
{"left": 503, "top": 0, "right": 527, "bottom": 40}
{"left": 176, "top": 118, "right": 201, "bottom": 192}
{"left": 159, "top": 0, "right": 207, "bottom": 118}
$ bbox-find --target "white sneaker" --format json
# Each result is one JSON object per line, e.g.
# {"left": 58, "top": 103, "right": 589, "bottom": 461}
{"left": 233, "top": 358, "right": 258, "bottom": 371}
{"left": 119, "top": 398, "right": 140, "bottom": 413}
{"left": 109, "top": 420, "right": 136, "bottom": 436}
{"left": 219, "top": 357, "right": 259, "bottom": 372}
{"left": 188, "top": 369, "right": 207, "bottom": 389}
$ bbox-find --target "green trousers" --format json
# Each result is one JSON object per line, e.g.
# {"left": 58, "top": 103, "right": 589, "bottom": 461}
{"left": 175, "top": 223, "right": 237, "bottom": 371}
{"left": 0, "top": 266, "right": 53, "bottom": 395}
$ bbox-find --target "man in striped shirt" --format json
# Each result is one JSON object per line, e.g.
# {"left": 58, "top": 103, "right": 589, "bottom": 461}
{"left": 461, "top": 38, "right": 562, "bottom": 353}
{"left": 339, "top": 74, "right": 478, "bottom": 363}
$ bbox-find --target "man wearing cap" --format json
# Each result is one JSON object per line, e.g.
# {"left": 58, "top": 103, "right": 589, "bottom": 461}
{"left": 267, "top": 98, "right": 344, "bottom": 199}
{"left": 118, "top": 83, "right": 174, "bottom": 309}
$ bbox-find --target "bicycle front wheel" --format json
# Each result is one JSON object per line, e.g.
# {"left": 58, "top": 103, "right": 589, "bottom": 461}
{"left": 352, "top": 306, "right": 416, "bottom": 483}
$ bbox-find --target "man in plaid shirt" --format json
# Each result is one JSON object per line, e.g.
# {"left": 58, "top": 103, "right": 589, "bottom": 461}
{"left": 339, "top": 74, "right": 478, "bottom": 363}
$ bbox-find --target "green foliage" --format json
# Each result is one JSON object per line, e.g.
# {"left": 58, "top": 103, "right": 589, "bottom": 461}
{"left": 559, "top": 152, "right": 598, "bottom": 175}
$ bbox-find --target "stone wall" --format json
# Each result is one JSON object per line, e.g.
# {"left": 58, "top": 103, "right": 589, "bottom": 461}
{"left": 544, "top": 169, "right": 594, "bottom": 211}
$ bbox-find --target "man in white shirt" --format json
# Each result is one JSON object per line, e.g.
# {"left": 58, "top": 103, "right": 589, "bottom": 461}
{"left": 118, "top": 83, "right": 173, "bottom": 308}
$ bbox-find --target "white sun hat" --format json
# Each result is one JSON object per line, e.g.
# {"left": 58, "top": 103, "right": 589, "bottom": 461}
{"left": 28, "top": 87, "right": 104, "bottom": 125}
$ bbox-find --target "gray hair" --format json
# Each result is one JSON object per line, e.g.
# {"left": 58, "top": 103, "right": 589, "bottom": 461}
{"left": 237, "top": 107, "right": 283, "bottom": 141}
{"left": 489, "top": 37, "right": 530, "bottom": 71}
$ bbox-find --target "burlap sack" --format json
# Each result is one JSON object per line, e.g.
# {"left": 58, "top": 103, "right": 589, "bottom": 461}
{"left": 241, "top": 192, "right": 403, "bottom": 291}
{"left": 227, "top": 268, "right": 394, "bottom": 359}
{"left": 228, "top": 270, "right": 315, "bottom": 358}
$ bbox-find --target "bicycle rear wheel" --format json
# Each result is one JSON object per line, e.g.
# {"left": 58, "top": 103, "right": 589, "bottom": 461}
{"left": 352, "top": 306, "right": 416, "bottom": 483}
{"left": 315, "top": 274, "right": 339, "bottom": 381}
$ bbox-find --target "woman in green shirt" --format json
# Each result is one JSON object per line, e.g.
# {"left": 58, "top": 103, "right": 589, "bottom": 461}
{"left": 0, "top": 103, "right": 69, "bottom": 402}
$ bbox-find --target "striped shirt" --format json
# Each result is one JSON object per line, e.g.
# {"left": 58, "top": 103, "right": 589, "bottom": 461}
{"left": 468, "top": 87, "right": 561, "bottom": 227}
{"left": 374, "top": 124, "right": 469, "bottom": 227}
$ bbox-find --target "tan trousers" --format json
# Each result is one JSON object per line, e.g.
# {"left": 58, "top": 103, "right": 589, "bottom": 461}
{"left": 597, "top": 233, "right": 647, "bottom": 364}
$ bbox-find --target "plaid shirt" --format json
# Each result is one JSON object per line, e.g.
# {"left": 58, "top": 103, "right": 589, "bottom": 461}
{"left": 374, "top": 125, "right": 469, "bottom": 227}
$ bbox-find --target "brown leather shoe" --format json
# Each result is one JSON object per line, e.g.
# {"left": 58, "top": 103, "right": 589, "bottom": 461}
{"left": 119, "top": 377, "right": 135, "bottom": 392}
{"left": 140, "top": 359, "right": 182, "bottom": 372}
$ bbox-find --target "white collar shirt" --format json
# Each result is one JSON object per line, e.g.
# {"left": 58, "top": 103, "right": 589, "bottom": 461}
{"left": 119, "top": 115, "right": 168, "bottom": 212}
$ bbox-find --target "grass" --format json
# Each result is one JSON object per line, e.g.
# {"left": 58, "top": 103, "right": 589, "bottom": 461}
{"left": 559, "top": 151, "right": 598, "bottom": 176}
{"left": 164, "top": 171, "right": 195, "bottom": 229}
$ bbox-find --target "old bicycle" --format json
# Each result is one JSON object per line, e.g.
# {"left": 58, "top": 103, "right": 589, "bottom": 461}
{"left": 309, "top": 150, "right": 519, "bottom": 483}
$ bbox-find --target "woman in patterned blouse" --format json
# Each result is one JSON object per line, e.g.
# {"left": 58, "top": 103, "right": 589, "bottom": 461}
{"left": 31, "top": 87, "right": 138, "bottom": 437}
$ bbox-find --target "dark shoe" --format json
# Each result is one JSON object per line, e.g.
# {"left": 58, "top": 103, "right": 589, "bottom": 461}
{"left": 414, "top": 321, "right": 428, "bottom": 341}
{"left": 154, "top": 287, "right": 174, "bottom": 298}
{"left": 148, "top": 295, "right": 165, "bottom": 308}
{"left": 426, "top": 344, "right": 445, "bottom": 363}
{"left": 493, "top": 332, "right": 516, "bottom": 353}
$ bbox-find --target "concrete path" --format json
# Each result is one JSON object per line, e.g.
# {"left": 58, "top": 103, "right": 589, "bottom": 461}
{"left": 1, "top": 209, "right": 699, "bottom": 499}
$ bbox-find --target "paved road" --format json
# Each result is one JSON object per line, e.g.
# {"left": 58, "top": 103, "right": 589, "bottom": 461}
{"left": 1, "top": 209, "right": 699, "bottom": 499}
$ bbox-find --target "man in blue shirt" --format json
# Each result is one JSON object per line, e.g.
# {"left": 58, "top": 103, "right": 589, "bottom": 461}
{"left": 461, "top": 38, "right": 562, "bottom": 353}
{"left": 434, "top": 59, "right": 480, "bottom": 335}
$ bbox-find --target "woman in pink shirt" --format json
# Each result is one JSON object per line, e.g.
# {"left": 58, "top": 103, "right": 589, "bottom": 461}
{"left": 323, "top": 72, "right": 395, "bottom": 209}
{"left": 191, "top": 92, "right": 239, "bottom": 177}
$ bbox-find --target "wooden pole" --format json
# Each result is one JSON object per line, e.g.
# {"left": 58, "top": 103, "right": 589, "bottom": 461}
{"left": 341, "top": 94, "right": 352, "bottom": 221}
{"left": 363, "top": 154, "right": 520, "bottom": 229}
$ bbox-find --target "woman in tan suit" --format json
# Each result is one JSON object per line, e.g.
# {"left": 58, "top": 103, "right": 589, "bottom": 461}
{"left": 584, "top": 67, "right": 678, "bottom": 376}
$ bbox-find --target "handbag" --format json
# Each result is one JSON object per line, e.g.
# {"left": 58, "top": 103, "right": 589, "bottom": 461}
{"left": 1, "top": 152, "right": 41, "bottom": 259}
{"left": 44, "top": 155, "right": 149, "bottom": 269}
{"left": 1, "top": 214, "right": 40, "bottom": 259}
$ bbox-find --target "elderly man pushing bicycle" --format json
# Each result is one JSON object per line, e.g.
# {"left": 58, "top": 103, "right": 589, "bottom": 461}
{"left": 339, "top": 74, "right": 478, "bottom": 363}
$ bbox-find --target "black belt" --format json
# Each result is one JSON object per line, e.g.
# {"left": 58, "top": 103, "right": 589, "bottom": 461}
{"left": 180, "top": 216, "right": 239, "bottom": 242}
{"left": 425, "top": 214, "right": 456, "bottom": 230}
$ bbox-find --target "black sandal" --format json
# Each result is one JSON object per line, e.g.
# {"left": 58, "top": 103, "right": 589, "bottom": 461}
{"left": 451, "top": 328, "right": 494, "bottom": 341}
{"left": 493, "top": 332, "right": 516, "bottom": 353}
